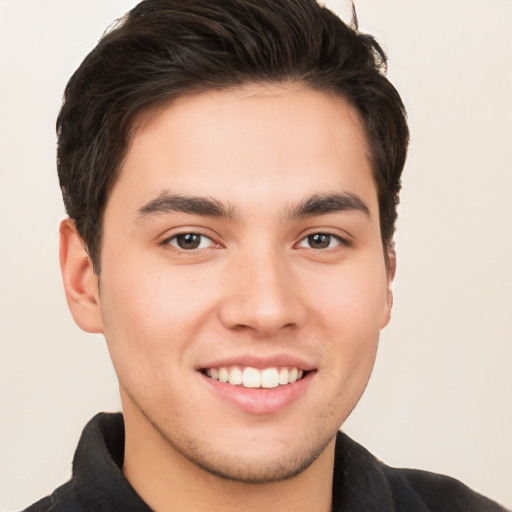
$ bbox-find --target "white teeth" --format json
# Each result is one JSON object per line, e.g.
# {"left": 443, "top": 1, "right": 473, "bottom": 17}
{"left": 205, "top": 365, "right": 306, "bottom": 388}
{"left": 219, "top": 367, "right": 229, "bottom": 383}
{"left": 228, "top": 366, "right": 243, "bottom": 385}
{"left": 243, "top": 367, "right": 260, "bottom": 388}
{"left": 261, "top": 368, "right": 279, "bottom": 388}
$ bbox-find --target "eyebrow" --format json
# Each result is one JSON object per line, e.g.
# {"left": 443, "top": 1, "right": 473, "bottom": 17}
{"left": 287, "top": 192, "right": 370, "bottom": 220}
{"left": 136, "top": 191, "right": 370, "bottom": 222}
{"left": 137, "top": 192, "right": 235, "bottom": 219}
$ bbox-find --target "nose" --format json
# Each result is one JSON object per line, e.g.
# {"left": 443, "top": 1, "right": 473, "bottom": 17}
{"left": 218, "top": 250, "right": 307, "bottom": 337}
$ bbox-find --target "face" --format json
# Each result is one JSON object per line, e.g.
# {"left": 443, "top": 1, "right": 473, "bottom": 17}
{"left": 80, "top": 84, "right": 393, "bottom": 482}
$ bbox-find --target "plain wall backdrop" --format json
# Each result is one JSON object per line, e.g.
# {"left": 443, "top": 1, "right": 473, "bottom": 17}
{"left": 1, "top": 1, "right": 511, "bottom": 510}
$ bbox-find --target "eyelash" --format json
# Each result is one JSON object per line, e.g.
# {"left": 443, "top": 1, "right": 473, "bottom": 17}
{"left": 161, "top": 230, "right": 350, "bottom": 253}
{"left": 296, "top": 231, "right": 351, "bottom": 251}
{"left": 161, "top": 232, "right": 219, "bottom": 252}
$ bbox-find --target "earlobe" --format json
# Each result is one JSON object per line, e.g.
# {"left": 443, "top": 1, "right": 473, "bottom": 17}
{"left": 59, "top": 219, "right": 103, "bottom": 333}
{"left": 381, "top": 242, "right": 396, "bottom": 329}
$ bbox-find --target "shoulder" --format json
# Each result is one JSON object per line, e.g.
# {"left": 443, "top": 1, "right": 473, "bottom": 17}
{"left": 333, "top": 432, "right": 509, "bottom": 512}
{"left": 22, "top": 481, "right": 81, "bottom": 512}
{"left": 383, "top": 465, "right": 508, "bottom": 512}
{"left": 21, "top": 412, "right": 125, "bottom": 512}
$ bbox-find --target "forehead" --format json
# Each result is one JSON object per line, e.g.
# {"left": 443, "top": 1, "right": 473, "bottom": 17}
{"left": 110, "top": 84, "right": 377, "bottom": 217}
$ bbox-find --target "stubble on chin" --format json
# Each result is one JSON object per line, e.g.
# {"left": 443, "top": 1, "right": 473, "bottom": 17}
{"left": 123, "top": 386, "right": 337, "bottom": 484}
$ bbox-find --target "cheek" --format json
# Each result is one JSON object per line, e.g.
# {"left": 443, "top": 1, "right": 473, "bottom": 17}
{"left": 97, "top": 258, "right": 217, "bottom": 377}
{"left": 312, "top": 261, "right": 389, "bottom": 331}
{"left": 317, "top": 276, "right": 384, "bottom": 411}
{"left": 304, "top": 260, "right": 387, "bottom": 379}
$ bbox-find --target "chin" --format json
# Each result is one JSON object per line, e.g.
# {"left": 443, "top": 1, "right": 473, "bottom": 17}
{"left": 165, "top": 427, "right": 336, "bottom": 484}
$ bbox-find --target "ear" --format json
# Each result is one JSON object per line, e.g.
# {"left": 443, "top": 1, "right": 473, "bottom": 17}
{"left": 59, "top": 219, "right": 103, "bottom": 333}
{"left": 380, "top": 241, "right": 396, "bottom": 329}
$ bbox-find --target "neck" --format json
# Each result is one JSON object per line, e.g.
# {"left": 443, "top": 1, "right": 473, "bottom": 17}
{"left": 121, "top": 396, "right": 335, "bottom": 512}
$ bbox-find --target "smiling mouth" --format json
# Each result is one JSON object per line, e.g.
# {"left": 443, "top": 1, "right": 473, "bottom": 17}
{"left": 200, "top": 365, "right": 308, "bottom": 389}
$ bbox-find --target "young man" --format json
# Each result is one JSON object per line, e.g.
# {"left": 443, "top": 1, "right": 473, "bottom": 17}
{"left": 23, "top": 1, "right": 507, "bottom": 511}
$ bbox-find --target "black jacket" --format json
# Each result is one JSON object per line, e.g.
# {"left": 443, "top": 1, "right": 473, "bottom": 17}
{"left": 24, "top": 413, "right": 508, "bottom": 511}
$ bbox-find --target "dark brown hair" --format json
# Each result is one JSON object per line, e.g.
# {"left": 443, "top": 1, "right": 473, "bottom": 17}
{"left": 57, "top": 0, "right": 409, "bottom": 272}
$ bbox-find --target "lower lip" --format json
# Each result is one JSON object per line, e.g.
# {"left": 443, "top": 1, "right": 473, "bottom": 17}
{"left": 200, "top": 371, "right": 314, "bottom": 415}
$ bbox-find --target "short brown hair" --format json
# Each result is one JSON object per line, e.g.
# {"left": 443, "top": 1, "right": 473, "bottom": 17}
{"left": 57, "top": 0, "right": 409, "bottom": 272}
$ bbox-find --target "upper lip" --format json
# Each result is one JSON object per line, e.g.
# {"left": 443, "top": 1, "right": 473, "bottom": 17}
{"left": 196, "top": 353, "right": 317, "bottom": 371}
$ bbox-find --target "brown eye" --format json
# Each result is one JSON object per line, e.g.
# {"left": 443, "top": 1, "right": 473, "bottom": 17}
{"left": 176, "top": 233, "right": 201, "bottom": 249}
{"left": 167, "top": 233, "right": 214, "bottom": 250}
{"left": 307, "top": 233, "right": 332, "bottom": 249}
{"left": 297, "top": 232, "right": 344, "bottom": 250}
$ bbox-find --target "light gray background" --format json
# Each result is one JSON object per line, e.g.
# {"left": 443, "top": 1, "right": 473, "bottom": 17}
{"left": 1, "top": 1, "right": 511, "bottom": 510}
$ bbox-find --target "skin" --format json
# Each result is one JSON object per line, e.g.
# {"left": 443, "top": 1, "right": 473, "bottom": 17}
{"left": 60, "top": 84, "right": 394, "bottom": 512}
